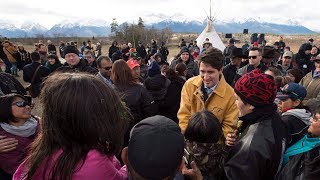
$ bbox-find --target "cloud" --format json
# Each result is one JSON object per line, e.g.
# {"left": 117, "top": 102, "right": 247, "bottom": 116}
{"left": 0, "top": 0, "right": 319, "bottom": 31}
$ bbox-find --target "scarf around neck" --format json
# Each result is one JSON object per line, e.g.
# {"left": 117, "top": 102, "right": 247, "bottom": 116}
{"left": 1, "top": 118, "right": 38, "bottom": 137}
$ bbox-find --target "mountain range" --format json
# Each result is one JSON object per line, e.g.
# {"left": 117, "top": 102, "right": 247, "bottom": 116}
{"left": 0, "top": 18, "right": 316, "bottom": 38}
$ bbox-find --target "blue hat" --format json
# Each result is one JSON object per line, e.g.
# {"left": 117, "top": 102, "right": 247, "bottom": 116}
{"left": 276, "top": 83, "right": 307, "bottom": 101}
{"left": 147, "top": 61, "right": 161, "bottom": 77}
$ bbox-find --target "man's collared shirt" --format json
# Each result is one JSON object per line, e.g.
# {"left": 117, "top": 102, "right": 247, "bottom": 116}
{"left": 204, "top": 83, "right": 218, "bottom": 96}
{"left": 313, "top": 70, "right": 320, "bottom": 78}
{"left": 97, "top": 72, "right": 112, "bottom": 85}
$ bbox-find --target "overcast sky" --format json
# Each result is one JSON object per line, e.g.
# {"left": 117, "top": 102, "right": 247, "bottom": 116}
{"left": 1, "top": 0, "right": 319, "bottom": 31}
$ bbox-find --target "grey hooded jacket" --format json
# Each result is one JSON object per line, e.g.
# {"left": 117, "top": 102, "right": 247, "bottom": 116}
{"left": 282, "top": 108, "right": 311, "bottom": 145}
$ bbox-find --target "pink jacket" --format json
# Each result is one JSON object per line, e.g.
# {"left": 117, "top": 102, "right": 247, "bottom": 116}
{"left": 13, "top": 149, "right": 127, "bottom": 180}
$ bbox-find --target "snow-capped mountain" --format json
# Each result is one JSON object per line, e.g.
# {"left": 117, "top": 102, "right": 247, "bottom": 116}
{"left": 20, "top": 22, "right": 48, "bottom": 36}
{"left": 0, "top": 20, "right": 27, "bottom": 38}
{"left": 44, "top": 19, "right": 110, "bottom": 37}
{"left": 0, "top": 18, "right": 316, "bottom": 38}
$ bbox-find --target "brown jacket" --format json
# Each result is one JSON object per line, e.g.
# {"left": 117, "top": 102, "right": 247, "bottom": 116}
{"left": 178, "top": 75, "right": 238, "bottom": 138}
{"left": 3, "top": 44, "right": 17, "bottom": 63}
{"left": 300, "top": 71, "right": 320, "bottom": 103}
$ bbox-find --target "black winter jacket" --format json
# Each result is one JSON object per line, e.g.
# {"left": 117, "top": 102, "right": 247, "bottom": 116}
{"left": 159, "top": 75, "right": 185, "bottom": 123}
{"left": 108, "top": 45, "right": 119, "bottom": 59}
{"left": 294, "top": 52, "right": 312, "bottom": 75}
{"left": 114, "top": 84, "right": 157, "bottom": 147}
{"left": 224, "top": 104, "right": 287, "bottom": 180}
{"left": 115, "top": 84, "right": 157, "bottom": 124}
{"left": 222, "top": 64, "right": 238, "bottom": 87}
{"left": 144, "top": 74, "right": 170, "bottom": 101}
{"left": 22, "top": 62, "right": 50, "bottom": 84}
{"left": 56, "top": 59, "right": 98, "bottom": 74}
{"left": 281, "top": 108, "right": 311, "bottom": 146}
{"left": 276, "top": 139, "right": 320, "bottom": 180}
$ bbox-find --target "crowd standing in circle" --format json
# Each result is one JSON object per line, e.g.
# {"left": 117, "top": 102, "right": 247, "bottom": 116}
{"left": 0, "top": 36, "right": 319, "bottom": 179}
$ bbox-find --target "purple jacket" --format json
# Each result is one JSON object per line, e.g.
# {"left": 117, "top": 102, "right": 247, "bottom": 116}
{"left": 13, "top": 149, "right": 127, "bottom": 180}
{"left": 0, "top": 125, "right": 38, "bottom": 174}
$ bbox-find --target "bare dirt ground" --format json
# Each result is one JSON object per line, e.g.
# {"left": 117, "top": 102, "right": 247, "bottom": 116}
{"left": 13, "top": 34, "right": 320, "bottom": 117}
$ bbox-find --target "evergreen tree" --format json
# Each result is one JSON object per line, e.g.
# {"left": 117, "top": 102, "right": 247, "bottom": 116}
{"left": 110, "top": 18, "right": 118, "bottom": 33}
{"left": 138, "top": 17, "right": 144, "bottom": 28}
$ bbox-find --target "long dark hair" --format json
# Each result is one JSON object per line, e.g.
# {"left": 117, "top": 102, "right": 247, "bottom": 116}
{"left": 0, "top": 93, "right": 27, "bottom": 123}
{"left": 25, "top": 73, "right": 129, "bottom": 180}
{"left": 111, "top": 59, "right": 137, "bottom": 87}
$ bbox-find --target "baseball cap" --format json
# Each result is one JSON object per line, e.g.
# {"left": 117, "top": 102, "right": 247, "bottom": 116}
{"left": 276, "top": 83, "right": 307, "bottom": 101}
{"left": 283, "top": 51, "right": 293, "bottom": 58}
{"left": 127, "top": 59, "right": 140, "bottom": 69}
{"left": 128, "top": 115, "right": 184, "bottom": 179}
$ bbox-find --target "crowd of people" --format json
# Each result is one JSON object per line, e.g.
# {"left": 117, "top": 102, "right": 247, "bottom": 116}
{"left": 0, "top": 36, "right": 320, "bottom": 180}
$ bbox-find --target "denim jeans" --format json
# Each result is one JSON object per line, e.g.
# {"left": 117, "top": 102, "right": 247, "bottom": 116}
{"left": 10, "top": 62, "right": 18, "bottom": 75}
{"left": 2, "top": 58, "right": 12, "bottom": 73}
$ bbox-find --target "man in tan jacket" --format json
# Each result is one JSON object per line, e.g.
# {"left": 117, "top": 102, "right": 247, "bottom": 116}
{"left": 178, "top": 47, "right": 238, "bottom": 138}
{"left": 300, "top": 54, "right": 320, "bottom": 103}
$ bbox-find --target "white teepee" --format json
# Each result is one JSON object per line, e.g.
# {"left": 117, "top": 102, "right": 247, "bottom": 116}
{"left": 196, "top": 1, "right": 225, "bottom": 52}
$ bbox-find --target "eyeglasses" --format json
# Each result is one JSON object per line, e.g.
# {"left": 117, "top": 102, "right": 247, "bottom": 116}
{"left": 312, "top": 114, "right": 320, "bottom": 122}
{"left": 284, "top": 56, "right": 292, "bottom": 59}
{"left": 248, "top": 56, "right": 257, "bottom": 59}
{"left": 103, "top": 66, "right": 112, "bottom": 70}
{"left": 84, "top": 56, "right": 93, "bottom": 59}
{"left": 12, "top": 101, "right": 30, "bottom": 107}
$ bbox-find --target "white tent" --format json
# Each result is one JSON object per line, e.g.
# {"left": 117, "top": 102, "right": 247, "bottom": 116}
{"left": 196, "top": 2, "right": 225, "bottom": 52}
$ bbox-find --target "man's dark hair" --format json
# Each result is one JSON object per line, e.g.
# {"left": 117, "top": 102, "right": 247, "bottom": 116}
{"left": 287, "top": 69, "right": 304, "bottom": 83}
{"left": 96, "top": 55, "right": 111, "bottom": 68}
{"left": 266, "top": 67, "right": 282, "bottom": 77}
{"left": 249, "top": 47, "right": 262, "bottom": 54}
{"left": 198, "top": 47, "right": 224, "bottom": 70}
{"left": 30, "top": 51, "right": 40, "bottom": 61}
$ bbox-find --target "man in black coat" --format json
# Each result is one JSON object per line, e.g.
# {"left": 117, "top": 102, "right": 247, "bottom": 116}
{"left": 136, "top": 41, "right": 147, "bottom": 60}
{"left": 23, "top": 51, "right": 51, "bottom": 97}
{"left": 108, "top": 41, "right": 119, "bottom": 59}
{"left": 47, "top": 40, "right": 56, "bottom": 54}
{"left": 223, "top": 48, "right": 244, "bottom": 86}
{"left": 56, "top": 45, "right": 98, "bottom": 74}
{"left": 294, "top": 44, "right": 312, "bottom": 75}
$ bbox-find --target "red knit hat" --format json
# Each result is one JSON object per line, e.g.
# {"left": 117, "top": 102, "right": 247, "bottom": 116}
{"left": 234, "top": 69, "right": 277, "bottom": 107}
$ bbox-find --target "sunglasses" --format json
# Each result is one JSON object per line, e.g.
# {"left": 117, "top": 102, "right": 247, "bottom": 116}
{"left": 104, "top": 66, "right": 112, "bottom": 70}
{"left": 248, "top": 56, "right": 258, "bottom": 59}
{"left": 284, "top": 56, "right": 292, "bottom": 59}
{"left": 12, "top": 101, "right": 30, "bottom": 107}
{"left": 312, "top": 114, "right": 320, "bottom": 122}
{"left": 314, "top": 60, "right": 320, "bottom": 64}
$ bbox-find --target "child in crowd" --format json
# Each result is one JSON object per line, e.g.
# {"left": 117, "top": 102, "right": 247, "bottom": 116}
{"left": 184, "top": 110, "right": 227, "bottom": 180}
